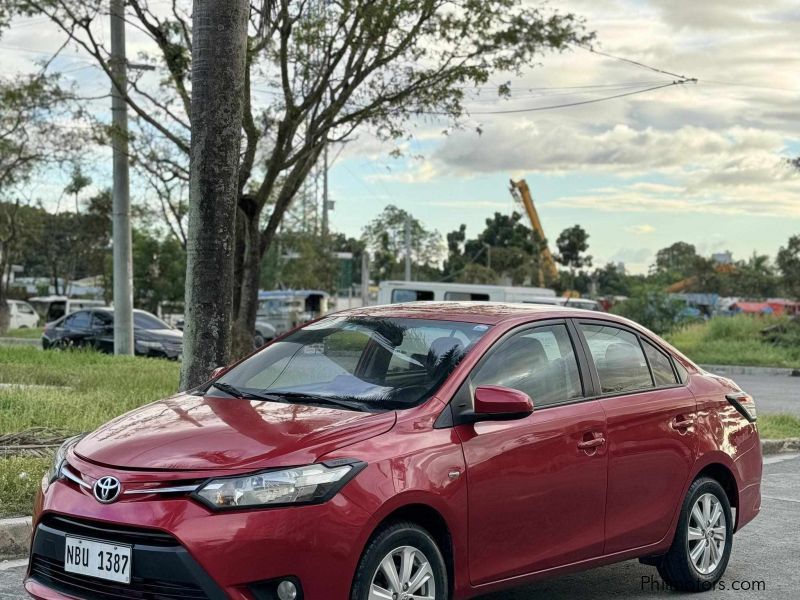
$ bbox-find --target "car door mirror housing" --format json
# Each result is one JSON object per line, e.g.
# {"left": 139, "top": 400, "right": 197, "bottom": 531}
{"left": 459, "top": 385, "right": 534, "bottom": 424}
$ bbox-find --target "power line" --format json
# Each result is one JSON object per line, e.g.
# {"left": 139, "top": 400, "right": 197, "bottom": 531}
{"left": 415, "top": 80, "right": 694, "bottom": 116}
{"left": 579, "top": 45, "right": 691, "bottom": 81}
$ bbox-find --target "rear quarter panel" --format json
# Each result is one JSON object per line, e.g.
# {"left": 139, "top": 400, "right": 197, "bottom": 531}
{"left": 688, "top": 372, "right": 762, "bottom": 530}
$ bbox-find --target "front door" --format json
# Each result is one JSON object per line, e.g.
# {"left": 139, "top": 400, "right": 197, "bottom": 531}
{"left": 454, "top": 322, "right": 608, "bottom": 585}
{"left": 575, "top": 321, "right": 697, "bottom": 554}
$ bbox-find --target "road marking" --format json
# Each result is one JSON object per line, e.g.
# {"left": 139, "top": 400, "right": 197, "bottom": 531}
{"left": 763, "top": 453, "right": 799, "bottom": 465}
{"left": 0, "top": 560, "right": 27, "bottom": 571}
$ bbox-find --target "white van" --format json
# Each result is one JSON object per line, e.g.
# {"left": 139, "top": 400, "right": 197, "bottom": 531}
{"left": 28, "top": 296, "right": 107, "bottom": 324}
{"left": 5, "top": 299, "right": 40, "bottom": 329}
{"left": 377, "top": 281, "right": 558, "bottom": 305}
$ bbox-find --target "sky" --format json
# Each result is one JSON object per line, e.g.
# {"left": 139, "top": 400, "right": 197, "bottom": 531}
{"left": 2, "top": 0, "right": 800, "bottom": 274}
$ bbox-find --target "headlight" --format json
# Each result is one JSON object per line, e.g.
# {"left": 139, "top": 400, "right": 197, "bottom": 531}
{"left": 194, "top": 460, "right": 365, "bottom": 510}
{"left": 46, "top": 434, "right": 86, "bottom": 484}
{"left": 136, "top": 340, "right": 165, "bottom": 351}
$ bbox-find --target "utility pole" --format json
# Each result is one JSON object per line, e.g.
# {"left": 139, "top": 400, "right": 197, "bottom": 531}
{"left": 361, "top": 251, "right": 370, "bottom": 307}
{"left": 321, "top": 144, "right": 329, "bottom": 239}
{"left": 110, "top": 0, "right": 133, "bottom": 355}
{"left": 404, "top": 215, "right": 412, "bottom": 281}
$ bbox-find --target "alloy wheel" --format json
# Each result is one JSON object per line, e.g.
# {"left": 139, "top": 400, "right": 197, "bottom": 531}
{"left": 369, "top": 545, "right": 435, "bottom": 600}
{"left": 687, "top": 492, "right": 727, "bottom": 575}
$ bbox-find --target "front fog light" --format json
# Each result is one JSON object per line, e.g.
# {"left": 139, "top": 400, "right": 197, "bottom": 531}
{"left": 277, "top": 580, "right": 297, "bottom": 600}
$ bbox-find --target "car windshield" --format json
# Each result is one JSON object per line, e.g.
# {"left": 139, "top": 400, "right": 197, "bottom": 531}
{"left": 215, "top": 316, "right": 491, "bottom": 411}
{"left": 133, "top": 312, "right": 171, "bottom": 330}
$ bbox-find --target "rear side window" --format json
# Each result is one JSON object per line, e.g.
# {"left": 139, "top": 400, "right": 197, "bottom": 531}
{"left": 579, "top": 323, "right": 653, "bottom": 394}
{"left": 471, "top": 324, "right": 583, "bottom": 408}
{"left": 392, "top": 289, "right": 434, "bottom": 303}
{"left": 642, "top": 340, "right": 678, "bottom": 387}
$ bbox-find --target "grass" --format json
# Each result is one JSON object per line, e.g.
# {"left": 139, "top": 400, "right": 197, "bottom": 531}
{"left": 666, "top": 315, "right": 800, "bottom": 369}
{"left": 2, "top": 327, "right": 44, "bottom": 339}
{"left": 0, "top": 346, "right": 180, "bottom": 435}
{"left": 0, "top": 456, "right": 49, "bottom": 518}
{"left": 758, "top": 414, "right": 800, "bottom": 439}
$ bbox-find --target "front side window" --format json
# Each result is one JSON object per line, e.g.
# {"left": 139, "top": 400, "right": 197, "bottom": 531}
{"left": 471, "top": 324, "right": 583, "bottom": 408}
{"left": 133, "top": 312, "right": 171, "bottom": 330}
{"left": 579, "top": 323, "right": 653, "bottom": 394}
{"left": 217, "top": 316, "right": 490, "bottom": 411}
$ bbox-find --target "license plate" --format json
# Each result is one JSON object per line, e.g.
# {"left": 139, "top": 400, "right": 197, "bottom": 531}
{"left": 64, "top": 535, "right": 132, "bottom": 584}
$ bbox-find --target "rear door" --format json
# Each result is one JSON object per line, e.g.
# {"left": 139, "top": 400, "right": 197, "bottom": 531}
{"left": 574, "top": 320, "right": 697, "bottom": 554}
{"left": 454, "top": 321, "right": 608, "bottom": 584}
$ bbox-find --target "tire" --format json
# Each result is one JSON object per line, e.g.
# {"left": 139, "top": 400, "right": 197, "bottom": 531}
{"left": 351, "top": 521, "right": 448, "bottom": 600}
{"left": 657, "top": 477, "right": 733, "bottom": 592}
{"left": 253, "top": 333, "right": 265, "bottom": 349}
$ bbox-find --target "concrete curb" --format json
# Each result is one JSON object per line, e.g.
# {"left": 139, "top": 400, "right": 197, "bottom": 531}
{"left": 0, "top": 517, "right": 31, "bottom": 560}
{"left": 699, "top": 364, "right": 800, "bottom": 377}
{"left": 1, "top": 439, "right": 799, "bottom": 559}
{"left": 761, "top": 438, "right": 800, "bottom": 455}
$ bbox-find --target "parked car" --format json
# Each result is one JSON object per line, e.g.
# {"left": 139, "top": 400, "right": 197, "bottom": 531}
{"left": 28, "top": 296, "right": 107, "bottom": 323}
{"left": 28, "top": 303, "right": 761, "bottom": 600}
{"left": 41, "top": 308, "right": 183, "bottom": 359}
{"left": 4, "top": 299, "right": 39, "bottom": 330}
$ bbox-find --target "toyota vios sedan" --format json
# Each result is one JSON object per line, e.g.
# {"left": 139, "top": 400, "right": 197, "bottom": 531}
{"left": 27, "top": 303, "right": 762, "bottom": 600}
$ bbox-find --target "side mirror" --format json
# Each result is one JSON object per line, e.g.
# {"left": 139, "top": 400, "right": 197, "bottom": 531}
{"left": 460, "top": 385, "right": 533, "bottom": 424}
{"left": 211, "top": 366, "right": 228, "bottom": 379}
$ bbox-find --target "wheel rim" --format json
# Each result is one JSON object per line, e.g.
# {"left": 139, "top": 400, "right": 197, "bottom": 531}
{"left": 687, "top": 492, "right": 727, "bottom": 575}
{"left": 369, "top": 545, "right": 435, "bottom": 600}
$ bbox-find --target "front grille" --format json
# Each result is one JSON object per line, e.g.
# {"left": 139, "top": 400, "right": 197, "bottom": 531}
{"left": 30, "top": 514, "right": 225, "bottom": 599}
{"left": 41, "top": 515, "right": 178, "bottom": 547}
{"left": 31, "top": 554, "right": 208, "bottom": 599}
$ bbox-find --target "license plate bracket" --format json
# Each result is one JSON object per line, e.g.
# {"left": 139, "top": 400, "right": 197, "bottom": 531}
{"left": 64, "top": 535, "right": 132, "bottom": 584}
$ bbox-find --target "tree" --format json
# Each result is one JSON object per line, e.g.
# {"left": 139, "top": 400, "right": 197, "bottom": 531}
{"left": 593, "top": 262, "right": 632, "bottom": 296}
{"left": 555, "top": 225, "right": 592, "bottom": 288}
{"left": 362, "top": 205, "right": 444, "bottom": 282}
{"left": 654, "top": 241, "right": 699, "bottom": 280}
{"left": 777, "top": 236, "right": 800, "bottom": 300}
{"left": 180, "top": 0, "right": 250, "bottom": 389}
{"left": 18, "top": 0, "right": 592, "bottom": 364}
{"left": 0, "top": 200, "right": 22, "bottom": 333}
{"left": 131, "top": 230, "right": 186, "bottom": 314}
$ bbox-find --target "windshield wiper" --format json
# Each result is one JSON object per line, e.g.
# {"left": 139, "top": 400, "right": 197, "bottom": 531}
{"left": 209, "top": 381, "right": 246, "bottom": 398}
{"left": 260, "top": 391, "right": 371, "bottom": 412}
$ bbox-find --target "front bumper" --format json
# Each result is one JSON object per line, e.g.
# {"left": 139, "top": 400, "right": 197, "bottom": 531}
{"left": 26, "top": 470, "right": 373, "bottom": 600}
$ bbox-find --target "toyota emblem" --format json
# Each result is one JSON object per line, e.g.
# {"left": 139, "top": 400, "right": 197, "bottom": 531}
{"left": 93, "top": 476, "right": 122, "bottom": 504}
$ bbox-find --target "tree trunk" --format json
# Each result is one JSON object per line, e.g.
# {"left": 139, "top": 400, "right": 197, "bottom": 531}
{"left": 232, "top": 215, "right": 263, "bottom": 358}
{"left": 180, "top": 0, "right": 249, "bottom": 391}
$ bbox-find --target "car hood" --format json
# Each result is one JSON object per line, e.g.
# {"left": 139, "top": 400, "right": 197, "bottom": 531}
{"left": 74, "top": 393, "right": 396, "bottom": 471}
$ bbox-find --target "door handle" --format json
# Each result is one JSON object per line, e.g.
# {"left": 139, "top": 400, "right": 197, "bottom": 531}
{"left": 671, "top": 417, "right": 694, "bottom": 430}
{"left": 577, "top": 437, "right": 606, "bottom": 450}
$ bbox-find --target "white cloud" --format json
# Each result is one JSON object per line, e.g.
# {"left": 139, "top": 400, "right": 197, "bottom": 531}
{"left": 626, "top": 224, "right": 656, "bottom": 234}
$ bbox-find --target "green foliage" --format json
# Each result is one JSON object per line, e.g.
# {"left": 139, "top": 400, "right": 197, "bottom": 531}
{"left": 777, "top": 235, "right": 800, "bottom": 300}
{"left": 444, "top": 212, "right": 546, "bottom": 285}
{"left": 555, "top": 225, "right": 592, "bottom": 272}
{"left": 611, "top": 286, "right": 685, "bottom": 334}
{"left": 131, "top": 230, "right": 186, "bottom": 313}
{"left": 666, "top": 315, "right": 800, "bottom": 369}
{"left": 362, "top": 205, "right": 444, "bottom": 282}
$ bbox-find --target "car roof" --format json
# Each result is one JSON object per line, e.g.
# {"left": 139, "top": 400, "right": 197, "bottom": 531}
{"left": 331, "top": 301, "right": 610, "bottom": 326}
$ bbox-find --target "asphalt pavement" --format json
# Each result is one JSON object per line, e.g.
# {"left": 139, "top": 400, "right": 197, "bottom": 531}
{"left": 726, "top": 373, "right": 800, "bottom": 417}
{"left": 1, "top": 453, "right": 798, "bottom": 599}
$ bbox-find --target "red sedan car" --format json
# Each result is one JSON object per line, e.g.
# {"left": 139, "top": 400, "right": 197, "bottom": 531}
{"left": 27, "top": 303, "right": 762, "bottom": 600}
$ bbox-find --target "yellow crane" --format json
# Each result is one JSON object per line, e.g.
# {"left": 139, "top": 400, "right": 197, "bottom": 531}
{"left": 509, "top": 179, "right": 558, "bottom": 285}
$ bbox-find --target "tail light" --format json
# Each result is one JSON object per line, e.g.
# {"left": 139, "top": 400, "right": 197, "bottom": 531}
{"left": 726, "top": 392, "right": 757, "bottom": 423}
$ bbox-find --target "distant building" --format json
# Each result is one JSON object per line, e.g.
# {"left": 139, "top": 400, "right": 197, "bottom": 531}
{"left": 712, "top": 251, "right": 733, "bottom": 265}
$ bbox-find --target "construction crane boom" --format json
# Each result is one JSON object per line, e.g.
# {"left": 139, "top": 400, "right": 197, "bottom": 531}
{"left": 509, "top": 179, "right": 558, "bottom": 285}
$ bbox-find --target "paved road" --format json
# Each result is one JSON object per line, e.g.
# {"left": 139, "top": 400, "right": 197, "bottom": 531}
{"left": 2, "top": 453, "right": 798, "bottom": 599}
{"left": 724, "top": 373, "right": 800, "bottom": 417}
